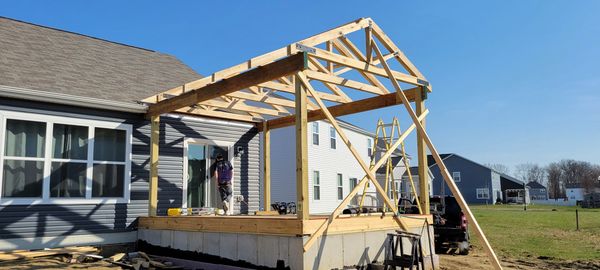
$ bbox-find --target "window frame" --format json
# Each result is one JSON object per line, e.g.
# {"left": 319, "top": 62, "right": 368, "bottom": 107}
{"left": 312, "top": 122, "right": 319, "bottom": 145}
{"left": 313, "top": 170, "right": 320, "bottom": 200}
{"left": 452, "top": 171, "right": 461, "bottom": 182}
{"left": 0, "top": 110, "right": 132, "bottom": 205}
{"left": 476, "top": 188, "right": 489, "bottom": 199}
{"left": 367, "top": 138, "right": 373, "bottom": 157}
{"left": 336, "top": 173, "right": 343, "bottom": 200}
{"left": 330, "top": 126, "right": 336, "bottom": 149}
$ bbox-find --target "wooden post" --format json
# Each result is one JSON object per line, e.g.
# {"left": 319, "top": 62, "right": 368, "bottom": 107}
{"left": 416, "top": 87, "right": 430, "bottom": 214}
{"left": 295, "top": 75, "right": 309, "bottom": 220}
{"left": 262, "top": 122, "right": 272, "bottom": 211}
{"left": 149, "top": 115, "right": 160, "bottom": 216}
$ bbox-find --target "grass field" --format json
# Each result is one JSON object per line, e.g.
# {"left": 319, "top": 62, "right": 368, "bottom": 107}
{"left": 468, "top": 204, "right": 600, "bottom": 261}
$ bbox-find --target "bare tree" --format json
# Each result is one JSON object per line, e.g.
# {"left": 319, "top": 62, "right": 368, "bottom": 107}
{"left": 485, "top": 163, "right": 510, "bottom": 175}
{"left": 514, "top": 163, "right": 546, "bottom": 184}
{"left": 546, "top": 162, "right": 563, "bottom": 199}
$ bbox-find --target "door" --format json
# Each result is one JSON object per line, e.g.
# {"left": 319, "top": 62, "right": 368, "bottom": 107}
{"left": 185, "top": 141, "right": 231, "bottom": 209}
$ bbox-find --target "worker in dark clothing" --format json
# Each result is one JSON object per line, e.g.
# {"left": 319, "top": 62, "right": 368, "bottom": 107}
{"left": 211, "top": 153, "right": 234, "bottom": 215}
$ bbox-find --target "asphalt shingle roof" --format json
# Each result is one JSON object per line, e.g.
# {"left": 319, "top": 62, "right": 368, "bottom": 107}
{"left": 0, "top": 17, "right": 201, "bottom": 105}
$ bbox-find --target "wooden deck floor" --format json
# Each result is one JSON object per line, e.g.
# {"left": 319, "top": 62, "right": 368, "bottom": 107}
{"left": 138, "top": 213, "right": 432, "bottom": 236}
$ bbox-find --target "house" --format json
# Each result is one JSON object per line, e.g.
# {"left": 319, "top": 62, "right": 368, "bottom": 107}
{"left": 500, "top": 173, "right": 529, "bottom": 204}
{"left": 566, "top": 182, "right": 600, "bottom": 202}
{"left": 526, "top": 181, "right": 548, "bottom": 200}
{"left": 270, "top": 119, "right": 385, "bottom": 213}
{"left": 401, "top": 166, "right": 434, "bottom": 201}
{"left": 428, "top": 153, "right": 525, "bottom": 205}
{"left": 0, "top": 17, "right": 260, "bottom": 250}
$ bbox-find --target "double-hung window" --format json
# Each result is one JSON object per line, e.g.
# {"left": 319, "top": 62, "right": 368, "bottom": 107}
{"left": 0, "top": 110, "right": 131, "bottom": 205}
{"left": 330, "top": 127, "right": 336, "bottom": 149}
{"left": 312, "top": 122, "right": 319, "bottom": 145}
{"left": 452, "top": 172, "right": 461, "bottom": 182}
{"left": 313, "top": 171, "right": 320, "bottom": 200}
{"left": 476, "top": 188, "right": 489, "bottom": 199}
{"left": 337, "top": 173, "right": 343, "bottom": 200}
{"left": 367, "top": 138, "right": 373, "bottom": 157}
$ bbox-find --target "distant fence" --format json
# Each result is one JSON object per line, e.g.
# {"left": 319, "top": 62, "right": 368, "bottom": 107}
{"left": 530, "top": 199, "right": 577, "bottom": 206}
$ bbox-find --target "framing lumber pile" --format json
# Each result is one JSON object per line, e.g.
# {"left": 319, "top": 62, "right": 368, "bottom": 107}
{"left": 142, "top": 17, "right": 503, "bottom": 270}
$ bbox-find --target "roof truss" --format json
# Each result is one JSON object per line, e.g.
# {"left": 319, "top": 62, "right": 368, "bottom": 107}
{"left": 143, "top": 17, "right": 429, "bottom": 124}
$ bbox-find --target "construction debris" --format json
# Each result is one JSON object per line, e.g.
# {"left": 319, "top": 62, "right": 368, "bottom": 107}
{"left": 0, "top": 246, "right": 98, "bottom": 262}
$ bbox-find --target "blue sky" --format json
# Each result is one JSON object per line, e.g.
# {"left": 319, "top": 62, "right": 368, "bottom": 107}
{"left": 2, "top": 1, "right": 599, "bottom": 169}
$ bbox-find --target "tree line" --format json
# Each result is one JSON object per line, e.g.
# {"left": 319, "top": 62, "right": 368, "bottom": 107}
{"left": 485, "top": 160, "right": 600, "bottom": 199}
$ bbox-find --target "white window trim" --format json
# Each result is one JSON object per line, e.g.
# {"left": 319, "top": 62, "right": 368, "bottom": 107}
{"left": 452, "top": 171, "right": 461, "bottom": 182}
{"left": 312, "top": 122, "right": 319, "bottom": 146}
{"left": 330, "top": 126, "right": 336, "bottom": 149}
{"left": 367, "top": 138, "right": 373, "bottom": 157}
{"left": 181, "top": 138, "right": 234, "bottom": 209}
{"left": 336, "top": 173, "right": 343, "bottom": 200}
{"left": 313, "top": 170, "right": 320, "bottom": 200}
{"left": 476, "top": 188, "right": 489, "bottom": 199}
{"left": 0, "top": 110, "right": 132, "bottom": 205}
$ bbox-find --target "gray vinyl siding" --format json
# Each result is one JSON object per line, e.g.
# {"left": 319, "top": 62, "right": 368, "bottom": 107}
{"left": 0, "top": 98, "right": 259, "bottom": 243}
{"left": 430, "top": 155, "right": 494, "bottom": 205}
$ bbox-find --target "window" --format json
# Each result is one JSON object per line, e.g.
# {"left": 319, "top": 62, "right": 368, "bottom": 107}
{"left": 452, "top": 172, "right": 461, "bottom": 182}
{"left": 313, "top": 171, "right": 320, "bottom": 200}
{"left": 349, "top": 177, "right": 358, "bottom": 191}
{"left": 476, "top": 188, "right": 489, "bottom": 199}
{"left": 312, "top": 122, "right": 319, "bottom": 145}
{"left": 367, "top": 138, "right": 373, "bottom": 157}
{"left": 330, "top": 127, "right": 336, "bottom": 149}
{"left": 0, "top": 111, "right": 131, "bottom": 204}
{"left": 337, "top": 173, "right": 343, "bottom": 200}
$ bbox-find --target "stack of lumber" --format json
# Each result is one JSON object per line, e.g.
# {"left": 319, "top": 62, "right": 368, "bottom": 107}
{"left": 0, "top": 246, "right": 97, "bottom": 262}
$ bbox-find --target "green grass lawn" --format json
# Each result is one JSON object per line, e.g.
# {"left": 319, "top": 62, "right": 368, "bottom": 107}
{"left": 468, "top": 204, "right": 600, "bottom": 261}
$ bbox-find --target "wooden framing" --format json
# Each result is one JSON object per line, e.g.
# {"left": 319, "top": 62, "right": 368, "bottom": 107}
{"left": 262, "top": 123, "right": 271, "bottom": 210}
{"left": 148, "top": 115, "right": 160, "bottom": 216}
{"left": 141, "top": 18, "right": 503, "bottom": 270}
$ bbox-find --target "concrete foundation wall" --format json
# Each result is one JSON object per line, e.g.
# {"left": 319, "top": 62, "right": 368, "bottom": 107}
{"left": 138, "top": 226, "right": 437, "bottom": 270}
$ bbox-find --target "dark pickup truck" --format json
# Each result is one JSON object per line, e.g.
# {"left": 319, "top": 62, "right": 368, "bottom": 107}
{"left": 430, "top": 196, "right": 469, "bottom": 255}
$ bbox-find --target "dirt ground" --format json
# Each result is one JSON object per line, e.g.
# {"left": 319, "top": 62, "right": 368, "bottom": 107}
{"left": 0, "top": 256, "right": 120, "bottom": 269}
{"left": 439, "top": 249, "right": 600, "bottom": 270}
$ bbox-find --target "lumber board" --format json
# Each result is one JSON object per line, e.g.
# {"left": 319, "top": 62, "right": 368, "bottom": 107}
{"left": 0, "top": 246, "right": 98, "bottom": 261}
{"left": 147, "top": 53, "right": 308, "bottom": 117}
{"left": 149, "top": 115, "right": 159, "bottom": 216}
{"left": 262, "top": 123, "right": 271, "bottom": 210}
{"left": 370, "top": 21, "right": 426, "bottom": 79}
{"left": 295, "top": 76, "right": 309, "bottom": 220}
{"left": 259, "top": 87, "right": 419, "bottom": 130}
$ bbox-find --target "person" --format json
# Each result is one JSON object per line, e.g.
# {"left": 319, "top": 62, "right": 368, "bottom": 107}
{"left": 211, "top": 153, "right": 234, "bottom": 215}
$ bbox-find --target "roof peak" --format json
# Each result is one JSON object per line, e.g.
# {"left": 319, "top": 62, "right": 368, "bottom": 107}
{"left": 0, "top": 16, "right": 155, "bottom": 53}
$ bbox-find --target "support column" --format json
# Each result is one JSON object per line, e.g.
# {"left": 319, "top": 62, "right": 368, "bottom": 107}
{"left": 262, "top": 122, "right": 271, "bottom": 210}
{"left": 416, "top": 87, "right": 430, "bottom": 214}
{"left": 149, "top": 115, "right": 160, "bottom": 216}
{"left": 295, "top": 75, "right": 309, "bottom": 220}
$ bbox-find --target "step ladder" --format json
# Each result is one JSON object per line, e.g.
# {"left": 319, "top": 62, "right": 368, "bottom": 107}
{"left": 384, "top": 231, "right": 426, "bottom": 270}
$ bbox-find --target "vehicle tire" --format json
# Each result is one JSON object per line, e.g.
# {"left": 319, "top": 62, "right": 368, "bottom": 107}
{"left": 458, "top": 241, "right": 470, "bottom": 255}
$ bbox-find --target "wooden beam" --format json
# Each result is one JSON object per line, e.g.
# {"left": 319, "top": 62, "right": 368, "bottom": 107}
{"left": 307, "top": 58, "right": 352, "bottom": 102}
{"left": 147, "top": 53, "right": 308, "bottom": 117}
{"left": 175, "top": 106, "right": 259, "bottom": 122}
{"left": 295, "top": 74, "right": 309, "bottom": 220}
{"left": 371, "top": 41, "right": 502, "bottom": 270}
{"left": 370, "top": 21, "right": 426, "bottom": 79}
{"left": 200, "top": 99, "right": 286, "bottom": 117}
{"left": 333, "top": 37, "right": 392, "bottom": 93}
{"left": 262, "top": 123, "right": 271, "bottom": 211}
{"left": 304, "top": 69, "right": 385, "bottom": 95}
{"left": 226, "top": 91, "right": 296, "bottom": 108}
{"left": 416, "top": 87, "right": 429, "bottom": 214}
{"left": 264, "top": 79, "right": 348, "bottom": 103}
{"left": 260, "top": 87, "right": 419, "bottom": 130}
{"left": 306, "top": 46, "right": 426, "bottom": 87}
{"left": 148, "top": 115, "right": 160, "bottom": 216}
